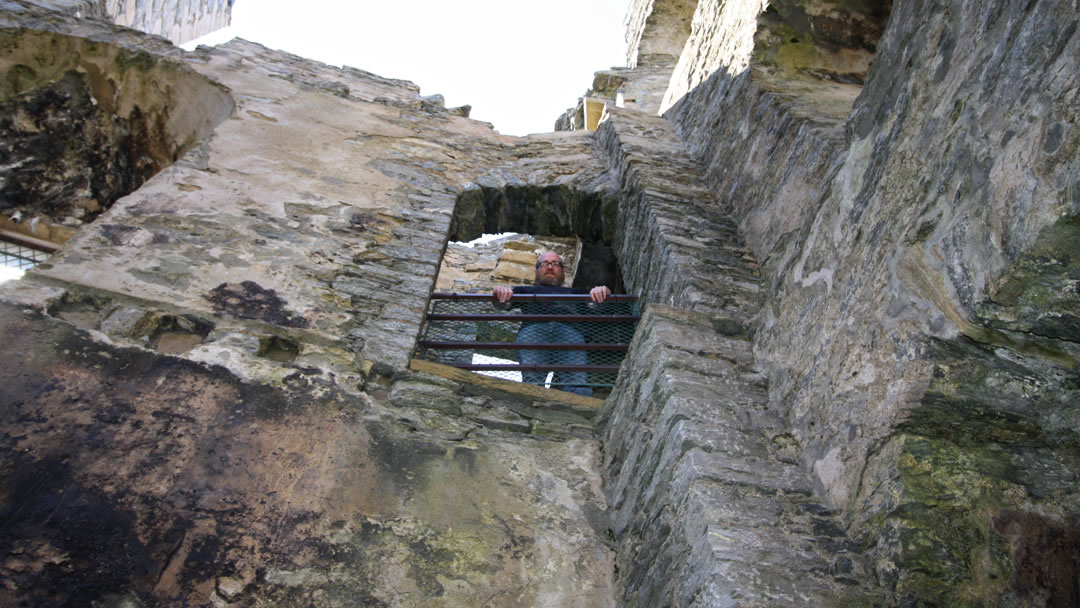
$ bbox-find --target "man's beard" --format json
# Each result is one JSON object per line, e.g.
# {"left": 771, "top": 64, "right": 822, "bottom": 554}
{"left": 536, "top": 274, "right": 561, "bottom": 286}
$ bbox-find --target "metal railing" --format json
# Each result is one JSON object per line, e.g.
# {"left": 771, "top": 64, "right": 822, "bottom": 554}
{"left": 416, "top": 292, "right": 640, "bottom": 394}
{"left": 1, "top": 231, "right": 56, "bottom": 271}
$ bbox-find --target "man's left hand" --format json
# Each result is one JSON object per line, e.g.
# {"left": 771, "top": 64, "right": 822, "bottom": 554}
{"left": 590, "top": 286, "right": 611, "bottom": 303}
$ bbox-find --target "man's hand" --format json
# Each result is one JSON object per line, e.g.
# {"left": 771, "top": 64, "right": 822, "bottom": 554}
{"left": 590, "top": 285, "right": 611, "bottom": 303}
{"left": 493, "top": 286, "right": 514, "bottom": 303}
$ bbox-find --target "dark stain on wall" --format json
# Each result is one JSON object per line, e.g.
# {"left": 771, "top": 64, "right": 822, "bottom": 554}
{"left": 0, "top": 69, "right": 160, "bottom": 225}
{"left": 205, "top": 281, "right": 311, "bottom": 329}
{"left": 0, "top": 303, "right": 370, "bottom": 605}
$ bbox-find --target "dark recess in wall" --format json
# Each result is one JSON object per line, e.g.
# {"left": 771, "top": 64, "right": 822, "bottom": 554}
{"left": 449, "top": 184, "right": 624, "bottom": 292}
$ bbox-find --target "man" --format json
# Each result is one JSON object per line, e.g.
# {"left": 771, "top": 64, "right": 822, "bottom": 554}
{"left": 493, "top": 251, "right": 611, "bottom": 396}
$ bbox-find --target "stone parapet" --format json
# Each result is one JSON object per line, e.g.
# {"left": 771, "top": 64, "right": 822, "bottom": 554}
{"left": 597, "top": 107, "right": 761, "bottom": 321}
{"left": 613, "top": 62, "right": 677, "bottom": 114}
{"left": 661, "top": 0, "right": 1080, "bottom": 604}
{"left": 599, "top": 305, "right": 883, "bottom": 605}
{"left": 595, "top": 94, "right": 882, "bottom": 604}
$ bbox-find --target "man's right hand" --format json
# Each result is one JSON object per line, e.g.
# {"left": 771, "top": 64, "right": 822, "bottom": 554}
{"left": 493, "top": 286, "right": 513, "bottom": 303}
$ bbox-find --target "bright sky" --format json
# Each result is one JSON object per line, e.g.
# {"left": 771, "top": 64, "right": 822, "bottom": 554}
{"left": 183, "top": 0, "right": 630, "bottom": 136}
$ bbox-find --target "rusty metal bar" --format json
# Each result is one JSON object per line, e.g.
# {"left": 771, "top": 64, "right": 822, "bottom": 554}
{"left": 431, "top": 292, "right": 638, "bottom": 302}
{"left": 0, "top": 230, "right": 59, "bottom": 253}
{"left": 426, "top": 313, "right": 640, "bottom": 322}
{"left": 420, "top": 341, "right": 629, "bottom": 351}
{"left": 446, "top": 363, "right": 622, "bottom": 372}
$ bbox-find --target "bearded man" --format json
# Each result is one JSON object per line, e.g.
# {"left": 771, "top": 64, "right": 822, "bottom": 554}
{"left": 492, "top": 251, "right": 611, "bottom": 396}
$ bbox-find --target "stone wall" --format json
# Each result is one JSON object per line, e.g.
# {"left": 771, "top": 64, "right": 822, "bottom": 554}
{"left": 0, "top": 2, "right": 618, "bottom": 605}
{"left": 624, "top": 0, "right": 697, "bottom": 69}
{"left": 103, "top": 0, "right": 233, "bottom": 45}
{"left": 435, "top": 234, "right": 581, "bottom": 293}
{"left": 1, "top": 0, "right": 1078, "bottom": 606}
{"left": 557, "top": 0, "right": 1080, "bottom": 604}
{"left": 0, "top": 300, "right": 616, "bottom": 606}
{"left": 600, "top": 305, "right": 882, "bottom": 606}
{"left": 40, "top": 0, "right": 234, "bottom": 45}
{"left": 660, "top": 0, "right": 1080, "bottom": 604}
{"left": 0, "top": 26, "right": 233, "bottom": 240}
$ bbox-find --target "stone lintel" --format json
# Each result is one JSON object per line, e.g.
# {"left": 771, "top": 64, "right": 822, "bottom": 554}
{"left": 409, "top": 359, "right": 605, "bottom": 410}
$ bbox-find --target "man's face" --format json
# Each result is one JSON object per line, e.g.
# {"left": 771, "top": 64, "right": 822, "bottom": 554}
{"left": 534, "top": 253, "right": 565, "bottom": 286}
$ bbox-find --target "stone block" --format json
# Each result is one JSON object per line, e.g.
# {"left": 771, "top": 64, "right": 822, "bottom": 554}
{"left": 499, "top": 249, "right": 539, "bottom": 266}
{"left": 492, "top": 260, "right": 535, "bottom": 282}
{"left": 672, "top": 448, "right": 813, "bottom": 497}
{"left": 467, "top": 413, "right": 532, "bottom": 434}
{"left": 504, "top": 401, "right": 594, "bottom": 426}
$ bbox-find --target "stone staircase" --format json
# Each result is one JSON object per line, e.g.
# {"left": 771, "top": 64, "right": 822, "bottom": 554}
{"left": 595, "top": 109, "right": 885, "bottom": 606}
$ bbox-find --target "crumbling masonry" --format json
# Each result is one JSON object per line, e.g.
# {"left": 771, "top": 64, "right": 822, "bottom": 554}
{"left": 0, "top": 0, "right": 1077, "bottom": 606}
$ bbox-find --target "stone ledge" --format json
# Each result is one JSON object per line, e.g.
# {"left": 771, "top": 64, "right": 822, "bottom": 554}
{"left": 408, "top": 359, "right": 606, "bottom": 409}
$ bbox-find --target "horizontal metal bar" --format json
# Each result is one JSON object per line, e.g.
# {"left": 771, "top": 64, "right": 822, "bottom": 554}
{"left": 447, "top": 363, "right": 622, "bottom": 372}
{"left": 0, "top": 230, "right": 59, "bottom": 253}
{"left": 431, "top": 292, "right": 637, "bottom": 302}
{"left": 421, "top": 341, "right": 629, "bottom": 351}
{"left": 427, "top": 314, "right": 640, "bottom": 322}
{"left": 545, "top": 383, "right": 611, "bottom": 387}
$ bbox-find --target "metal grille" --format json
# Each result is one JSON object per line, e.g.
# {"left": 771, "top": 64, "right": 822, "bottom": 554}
{"left": 1, "top": 237, "right": 52, "bottom": 270}
{"left": 416, "top": 293, "right": 640, "bottom": 394}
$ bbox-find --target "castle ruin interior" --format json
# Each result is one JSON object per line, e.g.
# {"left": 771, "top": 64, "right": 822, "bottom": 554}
{"left": 0, "top": 0, "right": 1077, "bottom": 606}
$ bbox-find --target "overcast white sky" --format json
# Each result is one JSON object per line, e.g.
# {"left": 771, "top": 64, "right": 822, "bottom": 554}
{"left": 183, "top": 0, "right": 631, "bottom": 136}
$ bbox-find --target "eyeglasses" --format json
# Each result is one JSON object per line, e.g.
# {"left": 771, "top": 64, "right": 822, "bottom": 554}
{"left": 536, "top": 260, "right": 564, "bottom": 269}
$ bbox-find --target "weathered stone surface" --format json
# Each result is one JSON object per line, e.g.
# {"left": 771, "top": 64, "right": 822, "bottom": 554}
{"left": 0, "top": 3, "right": 622, "bottom": 606}
{"left": 3, "top": 0, "right": 1079, "bottom": 606}
{"left": 625, "top": 0, "right": 698, "bottom": 69}
{"left": 753, "top": 0, "right": 885, "bottom": 85}
{"left": 103, "top": 0, "right": 233, "bottom": 45}
{"left": 600, "top": 305, "right": 883, "bottom": 605}
{"left": 661, "top": 0, "right": 769, "bottom": 113}
{"left": 661, "top": 0, "right": 1080, "bottom": 604}
{"left": 0, "top": 27, "right": 233, "bottom": 237}
{"left": 598, "top": 108, "right": 762, "bottom": 319}
{"left": 450, "top": 182, "right": 614, "bottom": 244}
{"left": 0, "top": 302, "right": 615, "bottom": 606}
{"left": 10, "top": 20, "right": 536, "bottom": 374}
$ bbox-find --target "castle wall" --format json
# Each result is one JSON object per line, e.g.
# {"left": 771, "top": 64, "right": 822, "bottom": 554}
{"left": 0, "top": 301, "right": 616, "bottom": 606}
{"left": 0, "top": 3, "right": 618, "bottom": 605}
{"left": 625, "top": 0, "right": 697, "bottom": 69}
{"left": 1, "top": 0, "right": 1077, "bottom": 605}
{"left": 661, "top": 0, "right": 1080, "bottom": 603}
{"left": 593, "top": 104, "right": 886, "bottom": 605}
{"left": 103, "top": 0, "right": 233, "bottom": 45}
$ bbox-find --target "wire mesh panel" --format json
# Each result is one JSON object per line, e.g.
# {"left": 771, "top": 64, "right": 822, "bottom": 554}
{"left": 416, "top": 293, "right": 640, "bottom": 393}
{"left": 1, "top": 238, "right": 52, "bottom": 270}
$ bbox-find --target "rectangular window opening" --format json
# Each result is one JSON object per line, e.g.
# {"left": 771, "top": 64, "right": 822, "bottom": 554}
{"left": 416, "top": 292, "right": 640, "bottom": 398}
